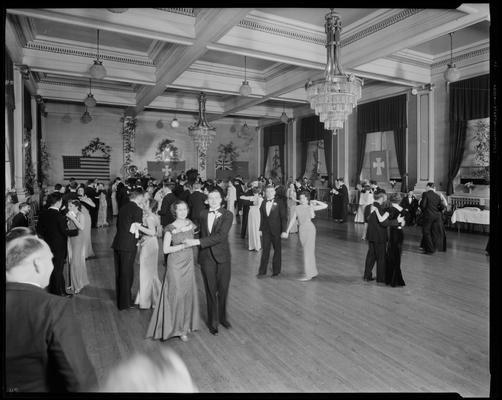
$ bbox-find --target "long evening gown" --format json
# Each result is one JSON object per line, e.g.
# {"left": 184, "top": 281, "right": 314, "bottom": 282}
{"left": 97, "top": 191, "right": 108, "bottom": 227}
{"left": 385, "top": 207, "right": 406, "bottom": 287}
{"left": 68, "top": 211, "right": 90, "bottom": 292}
{"left": 146, "top": 222, "right": 200, "bottom": 340}
{"left": 80, "top": 203, "right": 95, "bottom": 258}
{"left": 355, "top": 191, "right": 374, "bottom": 223}
{"left": 111, "top": 183, "right": 119, "bottom": 216}
{"left": 286, "top": 186, "right": 298, "bottom": 233}
{"left": 296, "top": 204, "right": 318, "bottom": 279}
{"left": 135, "top": 214, "right": 162, "bottom": 309}
{"left": 247, "top": 196, "right": 263, "bottom": 251}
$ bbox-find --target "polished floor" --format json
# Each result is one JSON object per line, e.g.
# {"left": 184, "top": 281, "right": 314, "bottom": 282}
{"left": 70, "top": 213, "right": 490, "bottom": 395}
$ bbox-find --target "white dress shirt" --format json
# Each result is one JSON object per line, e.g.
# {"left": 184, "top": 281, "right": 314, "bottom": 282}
{"left": 208, "top": 208, "right": 218, "bottom": 233}
{"left": 265, "top": 199, "right": 274, "bottom": 216}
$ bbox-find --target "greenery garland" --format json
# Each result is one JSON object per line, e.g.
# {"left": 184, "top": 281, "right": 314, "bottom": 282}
{"left": 39, "top": 139, "right": 50, "bottom": 185}
{"left": 473, "top": 119, "right": 489, "bottom": 180}
{"left": 121, "top": 116, "right": 137, "bottom": 171}
{"left": 24, "top": 130, "right": 36, "bottom": 195}
{"left": 82, "top": 137, "right": 112, "bottom": 159}
{"left": 155, "top": 138, "right": 180, "bottom": 161}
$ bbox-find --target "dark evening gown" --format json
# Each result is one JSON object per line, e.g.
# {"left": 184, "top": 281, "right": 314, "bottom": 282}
{"left": 385, "top": 207, "right": 405, "bottom": 287}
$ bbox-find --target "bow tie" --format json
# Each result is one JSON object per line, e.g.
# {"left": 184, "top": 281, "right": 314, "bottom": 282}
{"left": 266, "top": 199, "right": 274, "bottom": 203}
{"left": 209, "top": 209, "right": 219, "bottom": 214}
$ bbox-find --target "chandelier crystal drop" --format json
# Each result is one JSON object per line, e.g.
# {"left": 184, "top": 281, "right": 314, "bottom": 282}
{"left": 444, "top": 32, "right": 461, "bottom": 83}
{"left": 239, "top": 56, "right": 252, "bottom": 96}
{"left": 188, "top": 92, "right": 216, "bottom": 152}
{"left": 305, "top": 9, "right": 363, "bottom": 133}
{"left": 89, "top": 30, "right": 107, "bottom": 79}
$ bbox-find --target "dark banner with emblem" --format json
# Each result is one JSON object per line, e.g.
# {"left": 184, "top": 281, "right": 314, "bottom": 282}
{"left": 369, "top": 151, "right": 389, "bottom": 183}
{"left": 215, "top": 161, "right": 249, "bottom": 180}
{"left": 147, "top": 161, "right": 186, "bottom": 181}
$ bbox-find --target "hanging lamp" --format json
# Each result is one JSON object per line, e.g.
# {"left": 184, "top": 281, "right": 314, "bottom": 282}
{"left": 305, "top": 9, "right": 363, "bottom": 133}
{"left": 188, "top": 92, "right": 216, "bottom": 152}
{"left": 81, "top": 106, "right": 92, "bottom": 124}
{"left": 84, "top": 78, "right": 97, "bottom": 107}
{"left": 280, "top": 103, "right": 289, "bottom": 123}
{"left": 444, "top": 32, "right": 461, "bottom": 83}
{"left": 239, "top": 56, "right": 252, "bottom": 96}
{"left": 89, "top": 30, "right": 107, "bottom": 79}
{"left": 171, "top": 113, "right": 180, "bottom": 128}
{"left": 242, "top": 121, "right": 250, "bottom": 134}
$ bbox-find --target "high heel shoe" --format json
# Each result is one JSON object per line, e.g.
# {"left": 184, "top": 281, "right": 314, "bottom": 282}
{"left": 297, "top": 276, "right": 312, "bottom": 282}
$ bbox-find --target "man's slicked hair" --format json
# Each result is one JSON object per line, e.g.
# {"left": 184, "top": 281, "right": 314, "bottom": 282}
{"left": 6, "top": 235, "right": 46, "bottom": 272}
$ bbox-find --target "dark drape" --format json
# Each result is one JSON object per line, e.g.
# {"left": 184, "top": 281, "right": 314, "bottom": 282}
{"left": 356, "top": 94, "right": 407, "bottom": 188}
{"left": 5, "top": 49, "right": 15, "bottom": 188}
{"left": 24, "top": 86, "right": 32, "bottom": 131}
{"left": 300, "top": 115, "right": 333, "bottom": 182}
{"left": 263, "top": 123, "right": 285, "bottom": 177}
{"left": 447, "top": 74, "right": 489, "bottom": 195}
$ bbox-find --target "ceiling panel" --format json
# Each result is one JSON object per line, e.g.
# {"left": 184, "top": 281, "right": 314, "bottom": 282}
{"left": 409, "top": 21, "right": 490, "bottom": 55}
{"left": 31, "top": 17, "right": 154, "bottom": 54}
{"left": 198, "top": 50, "right": 277, "bottom": 71}
{"left": 256, "top": 8, "right": 378, "bottom": 28}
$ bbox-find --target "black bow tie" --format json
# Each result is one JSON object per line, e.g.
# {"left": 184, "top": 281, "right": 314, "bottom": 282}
{"left": 267, "top": 199, "right": 274, "bottom": 202}
{"left": 209, "top": 209, "right": 219, "bottom": 214}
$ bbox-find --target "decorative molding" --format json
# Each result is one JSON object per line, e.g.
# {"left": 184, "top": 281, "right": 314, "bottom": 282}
{"left": 156, "top": 8, "right": 195, "bottom": 17}
{"left": 239, "top": 9, "right": 423, "bottom": 47}
{"left": 25, "top": 41, "right": 155, "bottom": 66}
{"left": 37, "top": 78, "right": 135, "bottom": 93}
{"left": 431, "top": 46, "right": 489, "bottom": 69}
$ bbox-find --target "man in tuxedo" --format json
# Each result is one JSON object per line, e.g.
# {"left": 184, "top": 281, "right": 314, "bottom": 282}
{"left": 187, "top": 182, "right": 207, "bottom": 230}
{"left": 419, "top": 182, "right": 445, "bottom": 254}
{"left": 337, "top": 177, "right": 349, "bottom": 222}
{"left": 85, "top": 179, "right": 99, "bottom": 228}
{"left": 233, "top": 177, "right": 244, "bottom": 223}
{"left": 363, "top": 190, "right": 403, "bottom": 283}
{"left": 258, "top": 185, "right": 288, "bottom": 278}
{"left": 11, "top": 202, "right": 31, "bottom": 228}
{"left": 184, "top": 190, "right": 233, "bottom": 335}
{"left": 240, "top": 183, "right": 254, "bottom": 239}
{"left": 6, "top": 234, "right": 97, "bottom": 392}
{"left": 36, "top": 193, "right": 78, "bottom": 296}
{"left": 159, "top": 180, "right": 178, "bottom": 265}
{"left": 111, "top": 187, "right": 145, "bottom": 310}
{"left": 400, "top": 190, "right": 419, "bottom": 226}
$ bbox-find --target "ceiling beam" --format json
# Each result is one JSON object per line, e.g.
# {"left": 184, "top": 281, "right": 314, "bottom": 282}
{"left": 133, "top": 8, "right": 252, "bottom": 115}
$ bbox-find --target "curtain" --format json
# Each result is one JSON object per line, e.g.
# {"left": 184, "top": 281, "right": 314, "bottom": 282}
{"left": 264, "top": 145, "right": 283, "bottom": 179}
{"left": 303, "top": 140, "right": 327, "bottom": 178}
{"left": 263, "top": 123, "right": 285, "bottom": 178}
{"left": 300, "top": 115, "right": 332, "bottom": 182}
{"left": 356, "top": 94, "right": 407, "bottom": 186}
{"left": 447, "top": 74, "right": 489, "bottom": 195}
{"left": 24, "top": 85, "right": 32, "bottom": 132}
{"left": 5, "top": 49, "right": 15, "bottom": 189}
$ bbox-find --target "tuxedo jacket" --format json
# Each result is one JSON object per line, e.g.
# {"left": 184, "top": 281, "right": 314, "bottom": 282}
{"left": 400, "top": 196, "right": 419, "bottom": 213}
{"left": 36, "top": 208, "right": 78, "bottom": 257}
{"left": 188, "top": 191, "right": 207, "bottom": 221}
{"left": 11, "top": 212, "right": 29, "bottom": 228}
{"left": 115, "top": 182, "right": 129, "bottom": 210}
{"left": 6, "top": 282, "right": 97, "bottom": 392}
{"left": 259, "top": 198, "right": 287, "bottom": 236}
{"left": 198, "top": 208, "right": 233, "bottom": 264}
{"left": 419, "top": 190, "right": 444, "bottom": 217}
{"left": 111, "top": 201, "right": 143, "bottom": 252}
{"left": 364, "top": 202, "right": 400, "bottom": 243}
{"left": 159, "top": 192, "right": 178, "bottom": 227}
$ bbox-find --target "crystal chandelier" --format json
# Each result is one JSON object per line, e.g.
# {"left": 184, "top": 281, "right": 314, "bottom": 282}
{"left": 444, "top": 32, "right": 461, "bottom": 83}
{"left": 188, "top": 92, "right": 216, "bottom": 152}
{"left": 89, "top": 30, "right": 107, "bottom": 79}
{"left": 305, "top": 9, "right": 363, "bottom": 133}
{"left": 84, "top": 78, "right": 97, "bottom": 107}
{"left": 239, "top": 56, "right": 252, "bottom": 96}
{"left": 81, "top": 107, "right": 92, "bottom": 124}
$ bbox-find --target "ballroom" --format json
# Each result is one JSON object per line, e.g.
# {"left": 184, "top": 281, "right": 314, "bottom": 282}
{"left": 4, "top": 6, "right": 495, "bottom": 396}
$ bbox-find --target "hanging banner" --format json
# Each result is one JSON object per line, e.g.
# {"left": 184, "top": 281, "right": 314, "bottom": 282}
{"left": 369, "top": 150, "right": 389, "bottom": 182}
{"left": 147, "top": 161, "right": 186, "bottom": 181}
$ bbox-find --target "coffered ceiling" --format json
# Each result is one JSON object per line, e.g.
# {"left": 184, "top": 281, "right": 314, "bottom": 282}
{"left": 5, "top": 6, "right": 490, "bottom": 122}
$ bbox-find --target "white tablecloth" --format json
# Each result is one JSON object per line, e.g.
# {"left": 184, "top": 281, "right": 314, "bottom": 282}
{"left": 451, "top": 208, "right": 490, "bottom": 225}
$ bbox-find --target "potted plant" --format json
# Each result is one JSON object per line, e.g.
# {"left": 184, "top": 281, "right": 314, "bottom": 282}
{"left": 464, "top": 181, "right": 475, "bottom": 194}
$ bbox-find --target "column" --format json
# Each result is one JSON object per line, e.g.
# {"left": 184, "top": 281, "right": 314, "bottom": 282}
{"left": 31, "top": 97, "right": 39, "bottom": 188}
{"left": 415, "top": 89, "right": 431, "bottom": 192}
{"left": 287, "top": 118, "right": 297, "bottom": 180}
{"left": 13, "top": 68, "right": 25, "bottom": 201}
{"left": 257, "top": 126, "right": 262, "bottom": 177}
{"left": 428, "top": 87, "right": 435, "bottom": 183}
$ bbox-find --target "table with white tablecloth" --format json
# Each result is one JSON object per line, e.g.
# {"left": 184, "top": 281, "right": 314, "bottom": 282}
{"left": 450, "top": 207, "right": 490, "bottom": 233}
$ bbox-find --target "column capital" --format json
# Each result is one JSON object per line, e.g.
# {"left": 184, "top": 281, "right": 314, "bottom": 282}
{"left": 14, "top": 64, "right": 31, "bottom": 80}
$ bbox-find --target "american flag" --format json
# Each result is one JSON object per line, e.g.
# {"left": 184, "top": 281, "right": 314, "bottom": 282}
{"left": 62, "top": 156, "right": 110, "bottom": 181}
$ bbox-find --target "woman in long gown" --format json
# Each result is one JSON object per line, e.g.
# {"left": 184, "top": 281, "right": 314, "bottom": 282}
{"left": 146, "top": 200, "right": 200, "bottom": 342}
{"left": 286, "top": 182, "right": 298, "bottom": 234}
{"left": 97, "top": 183, "right": 109, "bottom": 228}
{"left": 370, "top": 194, "right": 405, "bottom": 287}
{"left": 134, "top": 198, "right": 162, "bottom": 309}
{"left": 77, "top": 186, "right": 95, "bottom": 259}
{"left": 286, "top": 191, "right": 328, "bottom": 281}
{"left": 225, "top": 180, "right": 237, "bottom": 224}
{"left": 66, "top": 200, "right": 90, "bottom": 294}
{"left": 240, "top": 187, "right": 263, "bottom": 251}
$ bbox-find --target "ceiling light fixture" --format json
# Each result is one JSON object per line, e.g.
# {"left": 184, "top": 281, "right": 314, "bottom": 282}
{"left": 188, "top": 92, "right": 216, "bottom": 152}
{"left": 239, "top": 56, "right": 252, "bottom": 97}
{"left": 305, "top": 9, "right": 363, "bottom": 133}
{"left": 81, "top": 107, "right": 92, "bottom": 124}
{"left": 242, "top": 121, "right": 250, "bottom": 134}
{"left": 280, "top": 103, "right": 289, "bottom": 124}
{"left": 107, "top": 8, "right": 129, "bottom": 13}
{"left": 84, "top": 78, "right": 97, "bottom": 107}
{"left": 444, "top": 32, "right": 461, "bottom": 83}
{"left": 89, "top": 29, "right": 107, "bottom": 80}
{"left": 171, "top": 113, "right": 180, "bottom": 128}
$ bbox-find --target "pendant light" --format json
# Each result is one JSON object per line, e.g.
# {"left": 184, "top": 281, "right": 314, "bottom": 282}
{"left": 280, "top": 103, "right": 289, "bottom": 123}
{"left": 84, "top": 78, "right": 97, "bottom": 107}
{"left": 242, "top": 121, "right": 250, "bottom": 135}
{"left": 81, "top": 106, "right": 92, "bottom": 124}
{"left": 171, "top": 113, "right": 180, "bottom": 128}
{"left": 89, "top": 30, "right": 107, "bottom": 80}
{"left": 239, "top": 56, "right": 252, "bottom": 96}
{"left": 444, "top": 32, "right": 461, "bottom": 83}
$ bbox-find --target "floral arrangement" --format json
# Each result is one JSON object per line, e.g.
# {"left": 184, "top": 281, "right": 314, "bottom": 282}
{"left": 39, "top": 139, "right": 50, "bottom": 185}
{"left": 155, "top": 138, "right": 180, "bottom": 161}
{"left": 473, "top": 119, "right": 489, "bottom": 180}
{"left": 217, "top": 142, "right": 239, "bottom": 163}
{"left": 82, "top": 137, "right": 112, "bottom": 159}
{"left": 464, "top": 181, "right": 475, "bottom": 191}
{"left": 121, "top": 116, "right": 137, "bottom": 171}
{"left": 24, "top": 130, "right": 36, "bottom": 195}
{"left": 390, "top": 179, "right": 397, "bottom": 189}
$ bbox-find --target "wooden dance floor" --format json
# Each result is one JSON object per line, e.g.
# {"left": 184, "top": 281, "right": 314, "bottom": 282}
{"left": 71, "top": 213, "right": 489, "bottom": 395}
